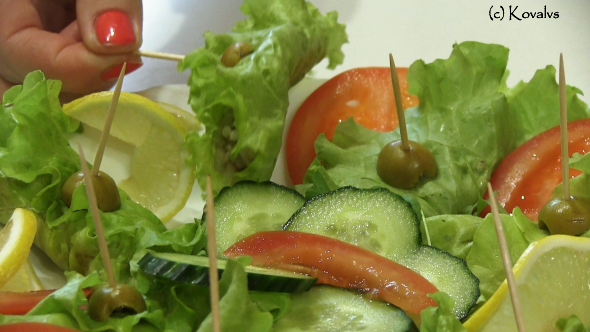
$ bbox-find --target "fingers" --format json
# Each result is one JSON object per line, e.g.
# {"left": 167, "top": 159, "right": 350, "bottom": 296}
{"left": 0, "top": 0, "right": 142, "bottom": 96}
{"left": 76, "top": 0, "right": 143, "bottom": 54}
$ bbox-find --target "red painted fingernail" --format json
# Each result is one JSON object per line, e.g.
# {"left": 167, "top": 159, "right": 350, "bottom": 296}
{"left": 95, "top": 10, "right": 136, "bottom": 45}
{"left": 101, "top": 62, "right": 142, "bottom": 80}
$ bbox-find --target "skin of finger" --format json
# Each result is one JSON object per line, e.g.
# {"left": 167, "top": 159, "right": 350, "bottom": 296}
{"left": 76, "top": 0, "right": 143, "bottom": 54}
{"left": 0, "top": 1, "right": 139, "bottom": 95}
{"left": 29, "top": 0, "right": 76, "bottom": 33}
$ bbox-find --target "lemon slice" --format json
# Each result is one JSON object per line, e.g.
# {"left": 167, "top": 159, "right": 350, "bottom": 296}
{"left": 463, "top": 235, "right": 590, "bottom": 332}
{"left": 0, "top": 208, "right": 38, "bottom": 289}
{"left": 0, "top": 258, "right": 43, "bottom": 292}
{"left": 63, "top": 92, "right": 196, "bottom": 222}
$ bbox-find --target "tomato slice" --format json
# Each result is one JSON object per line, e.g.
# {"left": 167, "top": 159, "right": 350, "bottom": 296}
{"left": 0, "top": 323, "right": 81, "bottom": 332}
{"left": 223, "top": 230, "right": 438, "bottom": 316}
{"left": 286, "top": 67, "right": 419, "bottom": 184}
{"left": 0, "top": 288, "right": 92, "bottom": 315}
{"left": 0, "top": 290, "right": 58, "bottom": 315}
{"left": 483, "top": 118, "right": 590, "bottom": 220}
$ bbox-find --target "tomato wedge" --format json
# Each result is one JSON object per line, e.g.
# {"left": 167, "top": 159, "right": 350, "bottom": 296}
{"left": 223, "top": 231, "right": 438, "bottom": 316}
{"left": 286, "top": 67, "right": 419, "bottom": 184}
{"left": 0, "top": 288, "right": 92, "bottom": 315}
{"left": 483, "top": 118, "right": 590, "bottom": 220}
{"left": 0, "top": 323, "right": 81, "bottom": 332}
{"left": 0, "top": 290, "right": 58, "bottom": 315}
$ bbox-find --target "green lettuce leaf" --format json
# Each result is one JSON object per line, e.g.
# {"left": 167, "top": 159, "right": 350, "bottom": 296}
{"left": 0, "top": 71, "right": 206, "bottom": 283}
{"left": 556, "top": 315, "right": 590, "bottom": 332}
{"left": 301, "top": 41, "right": 589, "bottom": 218}
{"left": 0, "top": 71, "right": 79, "bottom": 222}
{"left": 503, "top": 65, "right": 589, "bottom": 146}
{"left": 419, "top": 292, "right": 467, "bottom": 332}
{"left": 422, "top": 214, "right": 483, "bottom": 260}
{"left": 179, "top": 0, "right": 347, "bottom": 195}
{"left": 36, "top": 185, "right": 206, "bottom": 282}
{"left": 571, "top": 152, "right": 590, "bottom": 174}
{"left": 465, "top": 209, "right": 547, "bottom": 300}
{"left": 133, "top": 256, "right": 288, "bottom": 332}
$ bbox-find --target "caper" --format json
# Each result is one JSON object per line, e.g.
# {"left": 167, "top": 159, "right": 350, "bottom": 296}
{"left": 61, "top": 171, "right": 121, "bottom": 212}
{"left": 88, "top": 283, "right": 147, "bottom": 321}
{"left": 220, "top": 41, "right": 253, "bottom": 67}
{"left": 376, "top": 140, "right": 437, "bottom": 189}
{"left": 538, "top": 196, "right": 590, "bottom": 236}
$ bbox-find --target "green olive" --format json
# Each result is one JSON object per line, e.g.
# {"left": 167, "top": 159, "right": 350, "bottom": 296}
{"left": 220, "top": 41, "right": 253, "bottom": 67}
{"left": 88, "top": 283, "right": 147, "bottom": 321}
{"left": 377, "top": 140, "right": 438, "bottom": 189}
{"left": 538, "top": 196, "right": 590, "bottom": 236}
{"left": 61, "top": 171, "right": 121, "bottom": 212}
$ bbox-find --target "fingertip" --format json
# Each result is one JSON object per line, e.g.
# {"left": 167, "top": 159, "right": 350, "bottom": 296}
{"left": 95, "top": 10, "right": 136, "bottom": 46}
{"left": 100, "top": 61, "right": 143, "bottom": 81}
{"left": 77, "top": 0, "right": 143, "bottom": 54}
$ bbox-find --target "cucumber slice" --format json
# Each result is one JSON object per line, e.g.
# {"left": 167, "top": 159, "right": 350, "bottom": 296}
{"left": 138, "top": 251, "right": 317, "bottom": 293}
{"left": 203, "top": 181, "right": 306, "bottom": 257}
{"left": 271, "top": 286, "right": 418, "bottom": 332}
{"left": 401, "top": 246, "right": 479, "bottom": 319}
{"left": 284, "top": 186, "right": 479, "bottom": 319}
{"left": 284, "top": 186, "right": 420, "bottom": 262}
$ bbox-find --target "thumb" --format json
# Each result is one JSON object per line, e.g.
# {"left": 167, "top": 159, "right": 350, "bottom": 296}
{"left": 76, "top": 0, "right": 143, "bottom": 54}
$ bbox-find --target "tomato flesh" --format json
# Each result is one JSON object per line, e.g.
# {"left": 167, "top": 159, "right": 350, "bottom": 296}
{"left": 286, "top": 67, "right": 419, "bottom": 184}
{"left": 484, "top": 118, "right": 590, "bottom": 220}
{"left": 0, "top": 288, "right": 92, "bottom": 315}
{"left": 223, "top": 230, "right": 438, "bottom": 315}
{"left": 0, "top": 323, "right": 81, "bottom": 332}
{"left": 0, "top": 290, "right": 58, "bottom": 315}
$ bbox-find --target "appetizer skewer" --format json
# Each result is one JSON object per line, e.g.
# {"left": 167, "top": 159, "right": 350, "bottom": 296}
{"left": 135, "top": 50, "right": 184, "bottom": 62}
{"left": 92, "top": 63, "right": 126, "bottom": 176}
{"left": 487, "top": 183, "right": 527, "bottom": 332}
{"left": 205, "top": 175, "right": 221, "bottom": 332}
{"left": 377, "top": 53, "right": 437, "bottom": 189}
{"left": 537, "top": 54, "right": 590, "bottom": 235}
{"left": 78, "top": 143, "right": 147, "bottom": 321}
{"left": 75, "top": 66, "right": 147, "bottom": 321}
{"left": 78, "top": 143, "right": 116, "bottom": 288}
{"left": 75, "top": 62, "right": 126, "bottom": 288}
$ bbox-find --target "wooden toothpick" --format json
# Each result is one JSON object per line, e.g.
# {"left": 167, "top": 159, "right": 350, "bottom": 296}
{"left": 559, "top": 53, "right": 570, "bottom": 199}
{"left": 487, "top": 183, "right": 527, "bottom": 332}
{"left": 92, "top": 62, "right": 126, "bottom": 176}
{"left": 77, "top": 142, "right": 117, "bottom": 288}
{"left": 389, "top": 53, "right": 410, "bottom": 150}
{"left": 205, "top": 175, "right": 221, "bottom": 332}
{"left": 134, "top": 50, "right": 185, "bottom": 62}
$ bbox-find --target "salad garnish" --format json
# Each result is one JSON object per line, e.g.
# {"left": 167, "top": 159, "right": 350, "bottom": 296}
{"left": 2, "top": 1, "right": 590, "bottom": 327}
{"left": 537, "top": 55, "right": 590, "bottom": 235}
{"left": 377, "top": 54, "right": 437, "bottom": 189}
{"left": 178, "top": 0, "right": 347, "bottom": 195}
{"left": 300, "top": 41, "right": 590, "bottom": 217}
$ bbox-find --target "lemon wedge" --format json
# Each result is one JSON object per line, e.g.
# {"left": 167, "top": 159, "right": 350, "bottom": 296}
{"left": 0, "top": 258, "right": 43, "bottom": 292}
{"left": 463, "top": 235, "right": 590, "bottom": 332}
{"left": 63, "top": 92, "right": 196, "bottom": 222}
{"left": 0, "top": 208, "right": 38, "bottom": 289}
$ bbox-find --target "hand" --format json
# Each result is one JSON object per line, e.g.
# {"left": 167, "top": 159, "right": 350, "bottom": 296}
{"left": 0, "top": 0, "right": 143, "bottom": 101}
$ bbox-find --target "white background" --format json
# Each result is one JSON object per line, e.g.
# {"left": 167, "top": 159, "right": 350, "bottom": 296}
{"left": 125, "top": 0, "right": 590, "bottom": 103}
